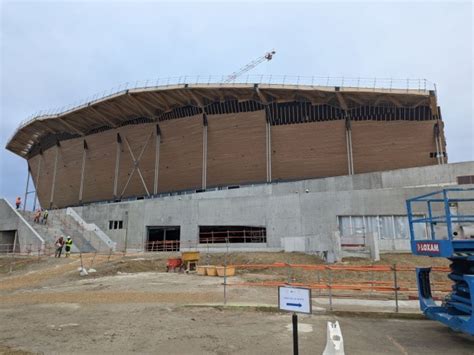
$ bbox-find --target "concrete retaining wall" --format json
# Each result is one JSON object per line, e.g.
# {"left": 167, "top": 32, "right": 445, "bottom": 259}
{"left": 0, "top": 199, "right": 44, "bottom": 253}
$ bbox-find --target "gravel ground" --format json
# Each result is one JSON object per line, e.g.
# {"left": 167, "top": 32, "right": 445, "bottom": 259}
{"left": 1, "top": 303, "right": 473, "bottom": 354}
{"left": 0, "top": 253, "right": 468, "bottom": 355}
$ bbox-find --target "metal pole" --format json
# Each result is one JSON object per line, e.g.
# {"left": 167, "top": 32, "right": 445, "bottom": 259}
{"left": 9, "top": 230, "right": 18, "bottom": 273}
{"left": 33, "top": 154, "right": 42, "bottom": 211}
{"left": 124, "top": 211, "right": 129, "bottom": 254}
{"left": 292, "top": 312, "right": 299, "bottom": 355}
{"left": 393, "top": 264, "right": 399, "bottom": 313}
{"left": 23, "top": 166, "right": 30, "bottom": 211}
{"left": 328, "top": 267, "right": 333, "bottom": 311}
{"left": 224, "top": 236, "right": 229, "bottom": 305}
{"left": 287, "top": 254, "right": 292, "bottom": 284}
{"left": 427, "top": 201, "right": 436, "bottom": 239}
{"left": 317, "top": 270, "right": 321, "bottom": 296}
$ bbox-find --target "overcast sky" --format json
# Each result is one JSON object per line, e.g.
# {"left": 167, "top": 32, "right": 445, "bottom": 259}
{"left": 0, "top": 1, "right": 472, "bottom": 207}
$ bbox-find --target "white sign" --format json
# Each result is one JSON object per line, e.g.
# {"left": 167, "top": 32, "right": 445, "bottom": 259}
{"left": 278, "top": 286, "right": 312, "bottom": 314}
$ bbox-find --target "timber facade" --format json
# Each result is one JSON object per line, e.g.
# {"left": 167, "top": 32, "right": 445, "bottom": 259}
{"left": 6, "top": 84, "right": 447, "bottom": 209}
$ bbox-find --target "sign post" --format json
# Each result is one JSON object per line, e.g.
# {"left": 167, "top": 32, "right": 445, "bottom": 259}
{"left": 278, "top": 286, "right": 312, "bottom": 355}
{"left": 292, "top": 312, "right": 298, "bottom": 355}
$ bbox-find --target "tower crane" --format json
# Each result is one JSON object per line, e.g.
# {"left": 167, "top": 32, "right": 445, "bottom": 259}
{"left": 222, "top": 50, "right": 276, "bottom": 83}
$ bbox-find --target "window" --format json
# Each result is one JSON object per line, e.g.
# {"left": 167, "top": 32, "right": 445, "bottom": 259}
{"left": 338, "top": 215, "right": 427, "bottom": 242}
{"left": 457, "top": 175, "right": 474, "bottom": 185}
{"left": 108, "top": 220, "right": 124, "bottom": 230}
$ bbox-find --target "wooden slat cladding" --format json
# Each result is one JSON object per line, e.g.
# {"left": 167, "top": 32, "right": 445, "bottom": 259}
{"left": 26, "top": 110, "right": 444, "bottom": 209}
{"left": 51, "top": 139, "right": 83, "bottom": 207}
{"left": 28, "top": 153, "right": 50, "bottom": 207}
{"left": 81, "top": 129, "right": 116, "bottom": 203}
{"left": 207, "top": 111, "right": 267, "bottom": 187}
{"left": 351, "top": 120, "right": 437, "bottom": 174}
{"left": 271, "top": 121, "right": 349, "bottom": 181}
{"left": 158, "top": 115, "right": 203, "bottom": 192}
{"left": 116, "top": 123, "right": 155, "bottom": 199}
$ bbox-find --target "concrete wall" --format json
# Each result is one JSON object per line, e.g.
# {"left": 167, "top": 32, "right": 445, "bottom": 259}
{"left": 0, "top": 199, "right": 43, "bottom": 253}
{"left": 72, "top": 161, "right": 474, "bottom": 253}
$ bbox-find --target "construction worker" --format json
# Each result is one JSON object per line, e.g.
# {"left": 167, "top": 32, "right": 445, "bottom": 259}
{"left": 15, "top": 197, "right": 21, "bottom": 209}
{"left": 54, "top": 236, "right": 64, "bottom": 258}
{"left": 42, "top": 209, "right": 49, "bottom": 224}
{"left": 65, "top": 236, "right": 73, "bottom": 257}
{"left": 33, "top": 208, "right": 41, "bottom": 223}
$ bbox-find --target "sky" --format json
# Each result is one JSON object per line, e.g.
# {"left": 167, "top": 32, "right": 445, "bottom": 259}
{"left": 0, "top": 0, "right": 473, "bottom": 207}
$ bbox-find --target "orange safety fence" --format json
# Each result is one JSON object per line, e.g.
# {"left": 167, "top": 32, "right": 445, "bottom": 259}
{"left": 226, "top": 281, "right": 452, "bottom": 293}
{"left": 228, "top": 262, "right": 450, "bottom": 273}
{"left": 223, "top": 262, "right": 453, "bottom": 298}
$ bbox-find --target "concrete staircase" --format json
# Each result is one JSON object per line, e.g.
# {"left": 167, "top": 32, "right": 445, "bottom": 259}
{"left": 20, "top": 210, "right": 96, "bottom": 253}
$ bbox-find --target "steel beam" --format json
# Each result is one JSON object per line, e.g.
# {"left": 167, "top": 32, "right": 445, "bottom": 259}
{"left": 23, "top": 165, "right": 31, "bottom": 211}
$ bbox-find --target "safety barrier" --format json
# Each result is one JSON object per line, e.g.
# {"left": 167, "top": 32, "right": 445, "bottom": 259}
{"left": 199, "top": 230, "right": 267, "bottom": 244}
{"left": 222, "top": 262, "right": 451, "bottom": 311}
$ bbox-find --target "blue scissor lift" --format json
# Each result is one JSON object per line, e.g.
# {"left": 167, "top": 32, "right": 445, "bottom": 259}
{"left": 407, "top": 188, "right": 474, "bottom": 335}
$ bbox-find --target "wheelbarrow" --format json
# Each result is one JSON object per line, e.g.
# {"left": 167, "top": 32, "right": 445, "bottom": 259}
{"left": 166, "top": 258, "right": 182, "bottom": 272}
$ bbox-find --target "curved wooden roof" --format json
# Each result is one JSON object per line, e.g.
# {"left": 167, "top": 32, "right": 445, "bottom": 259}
{"left": 6, "top": 83, "right": 437, "bottom": 158}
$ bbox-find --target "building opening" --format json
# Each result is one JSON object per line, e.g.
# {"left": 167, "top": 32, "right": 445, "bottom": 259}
{"left": 146, "top": 226, "right": 180, "bottom": 251}
{"left": 0, "top": 230, "right": 18, "bottom": 253}
{"left": 199, "top": 226, "right": 266, "bottom": 244}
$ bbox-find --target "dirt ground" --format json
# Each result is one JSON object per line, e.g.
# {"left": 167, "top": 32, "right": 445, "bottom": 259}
{"left": 1, "top": 302, "right": 474, "bottom": 355}
{"left": 0, "top": 252, "right": 469, "bottom": 355}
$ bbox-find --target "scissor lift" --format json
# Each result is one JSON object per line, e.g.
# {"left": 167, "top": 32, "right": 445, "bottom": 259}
{"left": 407, "top": 188, "right": 474, "bottom": 335}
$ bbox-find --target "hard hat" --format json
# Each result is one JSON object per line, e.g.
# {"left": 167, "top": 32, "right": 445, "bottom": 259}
{"left": 67, "top": 236, "right": 71, "bottom": 239}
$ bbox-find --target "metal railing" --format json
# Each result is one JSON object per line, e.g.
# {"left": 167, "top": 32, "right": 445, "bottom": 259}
{"left": 10, "top": 75, "right": 435, "bottom": 144}
{"left": 199, "top": 230, "right": 267, "bottom": 244}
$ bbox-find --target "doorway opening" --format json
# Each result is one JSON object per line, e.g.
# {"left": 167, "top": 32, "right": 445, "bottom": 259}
{"left": 146, "top": 226, "right": 180, "bottom": 251}
{"left": 0, "top": 230, "right": 18, "bottom": 253}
